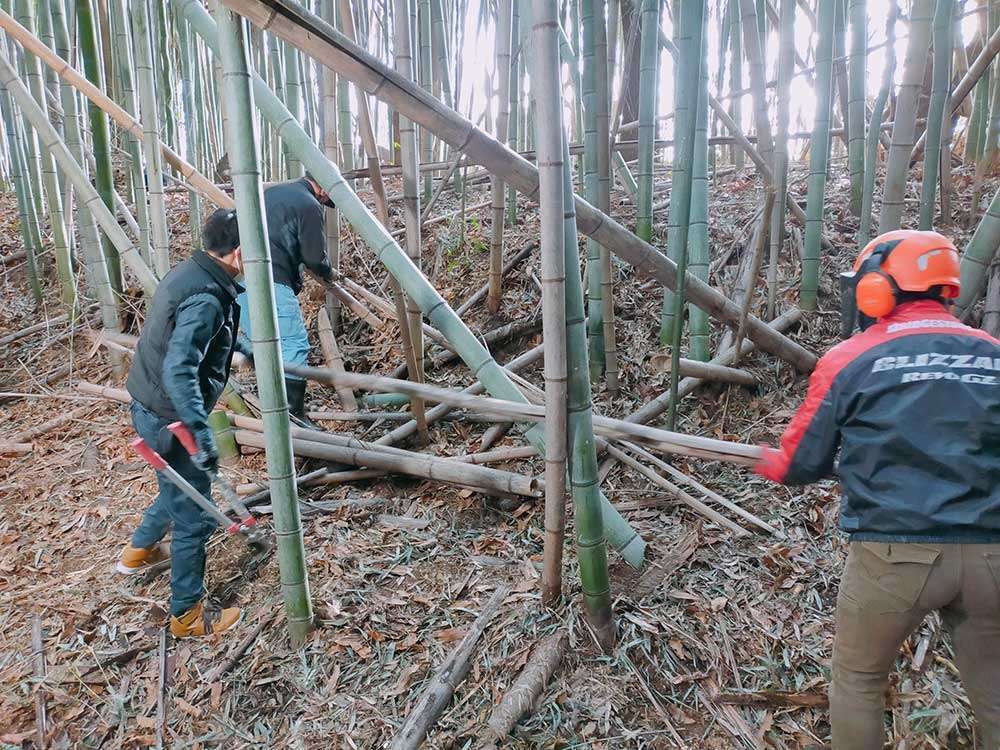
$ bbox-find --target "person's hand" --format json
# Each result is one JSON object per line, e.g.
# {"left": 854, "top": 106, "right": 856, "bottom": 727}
{"left": 192, "top": 426, "right": 219, "bottom": 475}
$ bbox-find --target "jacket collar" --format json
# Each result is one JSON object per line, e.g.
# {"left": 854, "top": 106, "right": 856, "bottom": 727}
{"left": 883, "top": 299, "right": 952, "bottom": 323}
{"left": 192, "top": 250, "right": 244, "bottom": 300}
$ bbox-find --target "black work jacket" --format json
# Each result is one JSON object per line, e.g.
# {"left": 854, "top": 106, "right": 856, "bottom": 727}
{"left": 758, "top": 301, "right": 1000, "bottom": 543}
{"left": 126, "top": 251, "right": 244, "bottom": 430}
{"left": 264, "top": 178, "right": 333, "bottom": 294}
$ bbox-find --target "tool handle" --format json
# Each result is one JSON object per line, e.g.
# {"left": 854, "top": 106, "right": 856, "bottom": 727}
{"left": 131, "top": 438, "right": 167, "bottom": 470}
{"left": 167, "top": 421, "right": 199, "bottom": 457}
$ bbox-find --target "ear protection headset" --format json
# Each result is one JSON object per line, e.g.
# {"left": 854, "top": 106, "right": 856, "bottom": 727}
{"left": 853, "top": 239, "right": 903, "bottom": 319}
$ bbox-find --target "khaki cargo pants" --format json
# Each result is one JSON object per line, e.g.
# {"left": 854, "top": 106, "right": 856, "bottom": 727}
{"left": 831, "top": 541, "right": 1000, "bottom": 749}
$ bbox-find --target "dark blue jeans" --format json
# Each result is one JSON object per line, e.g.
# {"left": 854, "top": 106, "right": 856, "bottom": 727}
{"left": 130, "top": 401, "right": 218, "bottom": 616}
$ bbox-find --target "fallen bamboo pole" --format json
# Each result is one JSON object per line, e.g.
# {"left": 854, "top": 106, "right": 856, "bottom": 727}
{"left": 429, "top": 316, "right": 542, "bottom": 369}
{"left": 647, "top": 356, "right": 758, "bottom": 387}
{"left": 284, "top": 365, "right": 763, "bottom": 465}
{"left": 327, "top": 282, "right": 384, "bottom": 328}
{"left": 0, "top": 9, "right": 231, "bottom": 208}
{"left": 0, "top": 316, "right": 68, "bottom": 347}
{"left": 0, "top": 442, "right": 34, "bottom": 455}
{"left": 307, "top": 410, "right": 509, "bottom": 423}
{"left": 239, "top": 468, "right": 386, "bottom": 498}
{"left": 220, "top": 0, "right": 818, "bottom": 373}
{"left": 232, "top": 428, "right": 540, "bottom": 498}
{"left": 335, "top": 275, "right": 455, "bottom": 351}
{"left": 5, "top": 404, "right": 93, "bottom": 443}
{"left": 391, "top": 586, "right": 509, "bottom": 750}
{"left": 316, "top": 308, "right": 358, "bottom": 410}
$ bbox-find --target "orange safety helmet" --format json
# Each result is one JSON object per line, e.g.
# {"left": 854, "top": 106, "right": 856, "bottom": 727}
{"left": 853, "top": 230, "right": 961, "bottom": 319}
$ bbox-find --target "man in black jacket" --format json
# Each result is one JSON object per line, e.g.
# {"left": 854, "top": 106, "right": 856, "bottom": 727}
{"left": 756, "top": 230, "right": 1000, "bottom": 748}
{"left": 118, "top": 209, "right": 246, "bottom": 639}
{"left": 237, "top": 171, "right": 336, "bottom": 423}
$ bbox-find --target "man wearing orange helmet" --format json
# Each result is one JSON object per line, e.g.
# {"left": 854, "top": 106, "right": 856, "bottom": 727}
{"left": 755, "top": 230, "right": 1000, "bottom": 748}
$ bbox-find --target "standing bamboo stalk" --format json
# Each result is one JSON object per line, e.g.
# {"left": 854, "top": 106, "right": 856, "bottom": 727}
{"left": 800, "top": 0, "right": 837, "bottom": 310}
{"left": 216, "top": 3, "right": 312, "bottom": 646}
{"left": 955, "top": 187, "right": 1000, "bottom": 315}
{"left": 635, "top": 0, "right": 658, "bottom": 241}
{"left": 531, "top": 0, "right": 569, "bottom": 608}
{"left": 686, "top": 7, "right": 711, "bottom": 363}
{"left": 919, "top": 0, "right": 955, "bottom": 230}
{"left": 847, "top": 0, "right": 866, "bottom": 216}
{"left": 283, "top": 38, "right": 303, "bottom": 176}
{"left": 859, "top": 2, "right": 896, "bottom": 245}
{"left": 768, "top": 0, "right": 795, "bottom": 318}
{"left": 176, "top": 4, "right": 204, "bottom": 248}
{"left": 488, "top": 0, "right": 513, "bottom": 315}
{"left": 417, "top": 0, "right": 433, "bottom": 201}
{"left": 132, "top": 0, "right": 171, "bottom": 277}
{"left": 320, "top": 0, "right": 341, "bottom": 329}
{"left": 739, "top": 0, "right": 773, "bottom": 163}
{"left": 76, "top": 0, "right": 121, "bottom": 293}
{"left": 665, "top": 0, "right": 706, "bottom": 430}
{"left": 878, "top": 0, "right": 935, "bottom": 233}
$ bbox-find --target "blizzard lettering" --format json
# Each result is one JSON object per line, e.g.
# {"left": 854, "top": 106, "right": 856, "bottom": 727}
{"left": 872, "top": 354, "right": 1000, "bottom": 372}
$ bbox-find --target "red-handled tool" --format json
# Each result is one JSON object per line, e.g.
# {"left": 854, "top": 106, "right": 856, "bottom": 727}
{"left": 166, "top": 421, "right": 256, "bottom": 528}
{"left": 131, "top": 437, "right": 246, "bottom": 537}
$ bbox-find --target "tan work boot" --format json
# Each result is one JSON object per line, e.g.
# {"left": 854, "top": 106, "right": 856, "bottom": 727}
{"left": 169, "top": 601, "right": 242, "bottom": 638}
{"left": 116, "top": 542, "right": 170, "bottom": 575}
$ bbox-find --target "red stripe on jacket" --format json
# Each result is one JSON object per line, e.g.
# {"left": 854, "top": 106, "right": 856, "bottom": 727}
{"left": 756, "top": 300, "right": 997, "bottom": 484}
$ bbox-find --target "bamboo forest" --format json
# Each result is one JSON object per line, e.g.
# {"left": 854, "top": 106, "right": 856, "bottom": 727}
{"left": 1, "top": 0, "right": 999, "bottom": 746}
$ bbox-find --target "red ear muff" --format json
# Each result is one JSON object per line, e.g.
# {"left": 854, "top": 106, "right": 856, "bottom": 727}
{"left": 855, "top": 272, "right": 897, "bottom": 318}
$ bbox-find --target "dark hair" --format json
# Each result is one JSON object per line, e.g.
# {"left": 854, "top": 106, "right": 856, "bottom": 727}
{"left": 203, "top": 208, "right": 240, "bottom": 257}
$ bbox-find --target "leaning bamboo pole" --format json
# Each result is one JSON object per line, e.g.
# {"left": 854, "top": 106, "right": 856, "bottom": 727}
{"left": 878, "top": 0, "right": 935, "bottom": 233}
{"left": 800, "top": 0, "right": 836, "bottom": 310}
{"left": 955, "top": 187, "right": 1000, "bottom": 315}
{"left": 216, "top": 3, "right": 313, "bottom": 645}
{"left": 0, "top": 49, "right": 159, "bottom": 297}
{"left": 738, "top": 0, "right": 773, "bottom": 163}
{"left": 846, "top": 0, "right": 866, "bottom": 216}
{"left": 919, "top": 0, "right": 954, "bottom": 230}
{"left": 184, "top": 0, "right": 646, "bottom": 567}
{"left": 223, "top": 0, "right": 817, "bottom": 372}
{"left": 531, "top": 0, "right": 569, "bottom": 610}
{"left": 488, "top": 0, "right": 512, "bottom": 315}
{"left": 0, "top": 8, "right": 233, "bottom": 209}
{"left": 131, "top": 0, "right": 171, "bottom": 277}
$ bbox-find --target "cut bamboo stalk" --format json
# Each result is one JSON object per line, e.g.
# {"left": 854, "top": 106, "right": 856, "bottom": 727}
{"left": 326, "top": 281, "right": 384, "bottom": 328}
{"left": 733, "top": 188, "right": 777, "bottom": 356}
{"left": 390, "top": 586, "right": 509, "bottom": 750}
{"left": 646, "top": 355, "right": 758, "bottom": 387}
{"left": 428, "top": 316, "right": 541, "bottom": 369}
{"left": 6, "top": 404, "right": 92, "bottom": 443}
{"left": 0, "top": 442, "right": 33, "bottom": 454}
{"left": 0, "top": 9, "right": 230, "bottom": 209}
{"left": 233, "top": 429, "right": 540, "bottom": 498}
{"left": 316, "top": 308, "right": 357, "bottom": 410}
{"left": 31, "top": 615, "right": 46, "bottom": 749}
{"left": 336, "top": 275, "right": 454, "bottom": 351}
{"left": 220, "top": 0, "right": 817, "bottom": 373}
{"left": 456, "top": 243, "right": 535, "bottom": 316}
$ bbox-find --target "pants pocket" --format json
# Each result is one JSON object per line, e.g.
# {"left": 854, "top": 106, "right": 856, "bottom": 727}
{"left": 844, "top": 542, "right": 941, "bottom": 615}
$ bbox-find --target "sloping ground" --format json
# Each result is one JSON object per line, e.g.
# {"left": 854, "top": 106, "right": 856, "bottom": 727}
{"left": 0, "top": 164, "right": 995, "bottom": 749}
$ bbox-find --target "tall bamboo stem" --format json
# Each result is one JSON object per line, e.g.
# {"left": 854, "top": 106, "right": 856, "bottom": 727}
{"left": 956, "top": 187, "right": 1000, "bottom": 315}
{"left": 132, "top": 0, "right": 171, "bottom": 277}
{"left": 846, "top": 0, "right": 866, "bottom": 215}
{"left": 216, "top": 3, "right": 313, "bottom": 646}
{"left": 859, "top": 3, "right": 896, "bottom": 245}
{"left": 878, "top": 0, "right": 935, "bottom": 233}
{"left": 176, "top": 6, "right": 204, "bottom": 248}
{"left": 739, "top": 0, "right": 773, "bottom": 162}
{"left": 768, "top": 0, "right": 795, "bottom": 318}
{"left": 800, "top": 0, "right": 836, "bottom": 310}
{"left": 687, "top": 8, "right": 711, "bottom": 362}
{"left": 919, "top": 0, "right": 954, "bottom": 230}
{"left": 488, "top": 0, "right": 513, "bottom": 315}
{"left": 635, "top": 0, "right": 657, "bottom": 241}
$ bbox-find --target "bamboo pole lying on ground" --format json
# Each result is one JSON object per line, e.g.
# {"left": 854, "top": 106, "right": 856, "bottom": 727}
{"left": 391, "top": 586, "right": 510, "bottom": 750}
{"left": 219, "top": 0, "right": 817, "bottom": 374}
{"left": 284, "top": 365, "right": 763, "bottom": 465}
{"left": 646, "top": 355, "right": 758, "bottom": 387}
{"left": 0, "top": 8, "right": 231, "bottom": 209}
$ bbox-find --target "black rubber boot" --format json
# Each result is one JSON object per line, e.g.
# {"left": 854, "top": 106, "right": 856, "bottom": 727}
{"left": 284, "top": 378, "right": 318, "bottom": 429}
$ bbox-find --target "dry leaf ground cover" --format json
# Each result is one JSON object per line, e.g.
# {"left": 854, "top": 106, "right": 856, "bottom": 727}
{"left": 0, "top": 163, "right": 995, "bottom": 749}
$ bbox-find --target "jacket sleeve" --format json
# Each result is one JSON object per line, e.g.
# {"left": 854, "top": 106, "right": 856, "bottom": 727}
{"left": 756, "top": 353, "right": 843, "bottom": 485}
{"left": 298, "top": 200, "right": 333, "bottom": 282}
{"left": 162, "top": 293, "right": 225, "bottom": 432}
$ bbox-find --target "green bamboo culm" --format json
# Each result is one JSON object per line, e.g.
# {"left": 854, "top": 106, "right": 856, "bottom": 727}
{"left": 77, "top": 0, "right": 121, "bottom": 294}
{"left": 215, "top": 4, "right": 313, "bottom": 646}
{"left": 955, "top": 187, "right": 1000, "bottom": 316}
{"left": 800, "top": 0, "right": 837, "bottom": 311}
{"left": 686, "top": 8, "right": 711, "bottom": 362}
{"left": 859, "top": 2, "right": 896, "bottom": 246}
{"left": 919, "top": 0, "right": 954, "bottom": 230}
{"left": 559, "top": 99, "right": 615, "bottom": 649}
{"left": 176, "top": 5, "right": 204, "bottom": 248}
{"left": 417, "top": 0, "right": 433, "bottom": 202}
{"left": 177, "top": 0, "right": 646, "bottom": 568}
{"left": 582, "top": 0, "right": 606, "bottom": 378}
{"left": 283, "top": 38, "right": 304, "bottom": 176}
{"left": 729, "top": 0, "right": 744, "bottom": 170}
{"left": 635, "top": 0, "right": 658, "bottom": 241}
{"left": 132, "top": 0, "right": 172, "bottom": 277}
{"left": 660, "top": 0, "right": 697, "bottom": 345}
{"left": 334, "top": 3, "right": 354, "bottom": 183}
{"left": 15, "top": 0, "right": 74, "bottom": 312}
{"left": 846, "top": 0, "right": 866, "bottom": 216}
{"left": 878, "top": 0, "right": 935, "bottom": 233}
{"left": 0, "top": 86, "right": 43, "bottom": 305}
{"left": 666, "top": 0, "right": 705, "bottom": 431}
{"left": 965, "top": 53, "right": 990, "bottom": 165}
{"left": 506, "top": 0, "right": 520, "bottom": 225}
{"left": 768, "top": 0, "right": 795, "bottom": 318}
{"left": 738, "top": 0, "right": 772, "bottom": 163}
